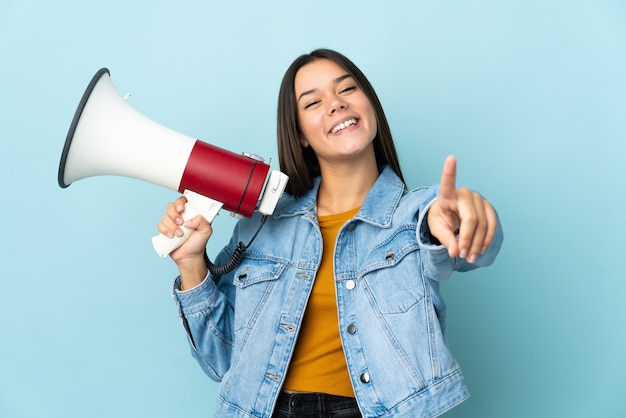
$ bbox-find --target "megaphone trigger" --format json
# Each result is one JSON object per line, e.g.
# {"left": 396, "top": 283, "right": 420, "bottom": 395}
{"left": 151, "top": 190, "right": 223, "bottom": 258}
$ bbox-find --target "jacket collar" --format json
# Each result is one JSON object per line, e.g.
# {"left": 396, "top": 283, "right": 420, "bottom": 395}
{"left": 274, "top": 165, "right": 406, "bottom": 228}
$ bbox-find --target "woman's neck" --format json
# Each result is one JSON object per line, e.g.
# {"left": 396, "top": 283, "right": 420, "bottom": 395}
{"left": 316, "top": 160, "right": 379, "bottom": 216}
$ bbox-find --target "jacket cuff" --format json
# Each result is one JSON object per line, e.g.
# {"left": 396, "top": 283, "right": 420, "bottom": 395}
{"left": 416, "top": 197, "right": 447, "bottom": 253}
{"left": 172, "top": 272, "right": 218, "bottom": 315}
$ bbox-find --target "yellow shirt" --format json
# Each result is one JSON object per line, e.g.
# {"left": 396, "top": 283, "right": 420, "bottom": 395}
{"left": 282, "top": 207, "right": 360, "bottom": 398}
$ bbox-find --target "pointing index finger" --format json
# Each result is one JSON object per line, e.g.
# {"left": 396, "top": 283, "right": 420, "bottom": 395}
{"left": 439, "top": 155, "right": 457, "bottom": 200}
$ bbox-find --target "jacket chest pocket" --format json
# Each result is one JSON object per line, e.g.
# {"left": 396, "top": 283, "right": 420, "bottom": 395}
{"left": 361, "top": 231, "right": 425, "bottom": 315}
{"left": 232, "top": 258, "right": 287, "bottom": 331}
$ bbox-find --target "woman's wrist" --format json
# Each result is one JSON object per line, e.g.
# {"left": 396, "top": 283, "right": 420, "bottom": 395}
{"left": 177, "top": 255, "right": 208, "bottom": 289}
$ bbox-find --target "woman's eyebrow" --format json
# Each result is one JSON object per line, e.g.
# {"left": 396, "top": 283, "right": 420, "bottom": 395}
{"left": 297, "top": 74, "right": 353, "bottom": 103}
{"left": 334, "top": 74, "right": 352, "bottom": 84}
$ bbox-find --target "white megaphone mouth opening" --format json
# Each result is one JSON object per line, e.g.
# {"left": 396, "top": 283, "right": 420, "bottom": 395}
{"left": 58, "top": 68, "right": 110, "bottom": 188}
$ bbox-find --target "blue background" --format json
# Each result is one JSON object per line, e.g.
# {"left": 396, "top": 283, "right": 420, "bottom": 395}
{"left": 1, "top": 1, "right": 625, "bottom": 417}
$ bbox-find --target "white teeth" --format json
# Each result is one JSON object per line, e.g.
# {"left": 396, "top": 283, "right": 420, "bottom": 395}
{"left": 332, "top": 119, "right": 357, "bottom": 134}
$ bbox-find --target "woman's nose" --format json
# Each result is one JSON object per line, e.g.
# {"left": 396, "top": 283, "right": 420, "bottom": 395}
{"left": 329, "top": 100, "right": 347, "bottom": 115}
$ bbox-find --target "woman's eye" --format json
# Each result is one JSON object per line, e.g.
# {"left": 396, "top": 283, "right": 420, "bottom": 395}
{"left": 340, "top": 86, "right": 356, "bottom": 94}
{"left": 304, "top": 100, "right": 320, "bottom": 109}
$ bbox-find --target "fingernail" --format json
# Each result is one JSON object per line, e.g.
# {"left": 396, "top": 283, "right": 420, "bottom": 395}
{"left": 175, "top": 228, "right": 183, "bottom": 237}
{"left": 166, "top": 231, "right": 174, "bottom": 238}
{"left": 459, "top": 249, "right": 468, "bottom": 259}
{"left": 481, "top": 246, "right": 488, "bottom": 254}
{"left": 468, "top": 254, "right": 477, "bottom": 264}
{"left": 176, "top": 217, "right": 183, "bottom": 226}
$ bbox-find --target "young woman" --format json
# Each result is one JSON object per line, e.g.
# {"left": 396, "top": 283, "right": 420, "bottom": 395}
{"left": 158, "top": 49, "right": 503, "bottom": 418}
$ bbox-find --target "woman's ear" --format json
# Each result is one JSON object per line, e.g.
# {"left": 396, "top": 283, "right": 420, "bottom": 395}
{"left": 300, "top": 137, "right": 309, "bottom": 148}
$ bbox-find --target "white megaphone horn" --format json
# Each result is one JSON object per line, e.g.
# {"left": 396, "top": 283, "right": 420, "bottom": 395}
{"left": 58, "top": 68, "right": 288, "bottom": 271}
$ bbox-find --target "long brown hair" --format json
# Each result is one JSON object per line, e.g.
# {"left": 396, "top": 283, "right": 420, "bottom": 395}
{"left": 277, "top": 49, "right": 405, "bottom": 197}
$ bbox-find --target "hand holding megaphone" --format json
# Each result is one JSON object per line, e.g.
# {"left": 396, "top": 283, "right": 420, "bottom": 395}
{"left": 152, "top": 189, "right": 223, "bottom": 257}
{"left": 58, "top": 68, "right": 288, "bottom": 270}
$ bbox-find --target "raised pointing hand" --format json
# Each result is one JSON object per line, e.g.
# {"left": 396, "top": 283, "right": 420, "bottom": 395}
{"left": 427, "top": 156, "right": 498, "bottom": 263}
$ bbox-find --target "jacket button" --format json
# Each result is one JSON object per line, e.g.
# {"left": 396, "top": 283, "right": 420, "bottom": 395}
{"left": 360, "top": 372, "right": 370, "bottom": 383}
{"left": 345, "top": 280, "right": 356, "bottom": 290}
{"left": 347, "top": 324, "right": 357, "bottom": 334}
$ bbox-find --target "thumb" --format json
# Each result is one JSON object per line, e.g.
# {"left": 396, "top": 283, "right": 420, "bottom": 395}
{"left": 429, "top": 210, "right": 460, "bottom": 258}
{"left": 183, "top": 214, "right": 212, "bottom": 232}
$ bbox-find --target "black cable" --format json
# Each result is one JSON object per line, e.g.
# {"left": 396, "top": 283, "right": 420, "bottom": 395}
{"left": 205, "top": 215, "right": 268, "bottom": 276}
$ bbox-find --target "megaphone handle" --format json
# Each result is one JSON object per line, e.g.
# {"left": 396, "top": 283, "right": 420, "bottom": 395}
{"left": 152, "top": 191, "right": 223, "bottom": 258}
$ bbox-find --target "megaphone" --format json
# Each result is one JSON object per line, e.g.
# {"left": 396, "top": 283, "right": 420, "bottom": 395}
{"left": 58, "top": 68, "right": 288, "bottom": 266}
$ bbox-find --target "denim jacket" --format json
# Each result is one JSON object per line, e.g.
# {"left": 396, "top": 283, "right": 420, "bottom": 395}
{"left": 172, "top": 166, "right": 503, "bottom": 418}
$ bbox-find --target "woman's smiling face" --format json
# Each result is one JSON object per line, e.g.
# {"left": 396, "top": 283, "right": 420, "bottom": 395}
{"left": 294, "top": 58, "right": 378, "bottom": 167}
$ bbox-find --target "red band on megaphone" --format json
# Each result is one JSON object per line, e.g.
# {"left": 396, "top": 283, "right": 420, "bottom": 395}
{"left": 179, "top": 140, "right": 270, "bottom": 217}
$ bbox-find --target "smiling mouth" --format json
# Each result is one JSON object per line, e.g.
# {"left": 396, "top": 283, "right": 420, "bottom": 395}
{"left": 331, "top": 118, "right": 358, "bottom": 134}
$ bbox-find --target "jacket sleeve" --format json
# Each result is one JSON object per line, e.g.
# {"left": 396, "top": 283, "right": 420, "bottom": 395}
{"left": 171, "top": 233, "right": 240, "bottom": 382}
{"left": 416, "top": 185, "right": 504, "bottom": 281}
